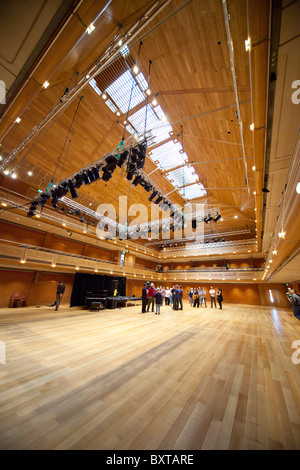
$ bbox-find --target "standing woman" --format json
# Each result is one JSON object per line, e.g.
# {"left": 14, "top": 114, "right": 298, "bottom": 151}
{"left": 217, "top": 288, "right": 223, "bottom": 310}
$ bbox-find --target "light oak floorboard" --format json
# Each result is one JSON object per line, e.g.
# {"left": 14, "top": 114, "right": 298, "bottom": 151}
{"left": 0, "top": 302, "right": 300, "bottom": 450}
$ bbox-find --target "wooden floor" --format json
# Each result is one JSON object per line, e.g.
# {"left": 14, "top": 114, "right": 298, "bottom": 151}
{"left": 0, "top": 301, "right": 300, "bottom": 450}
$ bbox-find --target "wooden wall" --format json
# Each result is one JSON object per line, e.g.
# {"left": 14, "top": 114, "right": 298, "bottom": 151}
{"left": 0, "top": 269, "right": 75, "bottom": 308}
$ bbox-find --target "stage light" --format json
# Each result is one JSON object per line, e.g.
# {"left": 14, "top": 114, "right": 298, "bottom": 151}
{"left": 102, "top": 155, "right": 117, "bottom": 181}
{"left": 91, "top": 166, "right": 101, "bottom": 180}
{"left": 149, "top": 190, "right": 158, "bottom": 201}
{"left": 154, "top": 195, "right": 163, "bottom": 205}
{"left": 214, "top": 213, "right": 221, "bottom": 222}
{"left": 116, "top": 150, "right": 128, "bottom": 168}
{"left": 82, "top": 171, "right": 91, "bottom": 185}
{"left": 74, "top": 173, "right": 84, "bottom": 188}
{"left": 132, "top": 174, "right": 142, "bottom": 186}
{"left": 68, "top": 180, "right": 78, "bottom": 199}
{"left": 80, "top": 216, "right": 85, "bottom": 223}
{"left": 87, "top": 169, "right": 96, "bottom": 183}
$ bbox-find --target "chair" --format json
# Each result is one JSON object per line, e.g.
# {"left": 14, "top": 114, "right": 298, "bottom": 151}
{"left": 20, "top": 293, "right": 28, "bottom": 307}
{"left": 9, "top": 292, "right": 21, "bottom": 308}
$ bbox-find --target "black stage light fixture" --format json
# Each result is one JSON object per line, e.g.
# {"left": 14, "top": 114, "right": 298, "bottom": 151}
{"left": 213, "top": 213, "right": 221, "bottom": 222}
{"left": 87, "top": 169, "right": 96, "bottom": 183}
{"left": 132, "top": 174, "right": 142, "bottom": 186}
{"left": 68, "top": 179, "right": 78, "bottom": 199}
{"left": 136, "top": 141, "right": 147, "bottom": 169}
{"left": 74, "top": 173, "right": 84, "bottom": 189}
{"left": 102, "top": 155, "right": 118, "bottom": 181}
{"left": 154, "top": 195, "right": 163, "bottom": 204}
{"left": 82, "top": 171, "right": 91, "bottom": 185}
{"left": 91, "top": 166, "right": 101, "bottom": 180}
{"left": 51, "top": 198, "right": 59, "bottom": 208}
{"left": 116, "top": 150, "right": 128, "bottom": 168}
{"left": 80, "top": 215, "right": 85, "bottom": 223}
{"left": 74, "top": 210, "right": 81, "bottom": 216}
{"left": 68, "top": 209, "right": 74, "bottom": 215}
{"left": 149, "top": 190, "right": 158, "bottom": 201}
{"left": 205, "top": 239, "right": 210, "bottom": 243}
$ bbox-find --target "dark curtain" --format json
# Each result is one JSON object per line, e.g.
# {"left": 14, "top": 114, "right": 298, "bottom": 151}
{"left": 70, "top": 273, "right": 126, "bottom": 307}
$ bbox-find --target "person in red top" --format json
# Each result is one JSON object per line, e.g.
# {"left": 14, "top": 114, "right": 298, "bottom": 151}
{"left": 146, "top": 283, "right": 156, "bottom": 313}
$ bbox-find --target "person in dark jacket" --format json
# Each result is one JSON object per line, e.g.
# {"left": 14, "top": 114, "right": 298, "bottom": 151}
{"left": 55, "top": 281, "right": 65, "bottom": 311}
{"left": 288, "top": 289, "right": 300, "bottom": 320}
{"left": 154, "top": 289, "right": 163, "bottom": 314}
{"left": 173, "top": 285, "right": 180, "bottom": 310}
{"left": 179, "top": 285, "right": 183, "bottom": 310}
{"left": 217, "top": 288, "right": 223, "bottom": 310}
{"left": 141, "top": 283, "right": 148, "bottom": 313}
{"left": 193, "top": 289, "right": 199, "bottom": 308}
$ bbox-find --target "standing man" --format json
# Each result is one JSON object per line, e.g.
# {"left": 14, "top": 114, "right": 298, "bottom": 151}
{"left": 146, "top": 283, "right": 155, "bottom": 313}
{"left": 209, "top": 286, "right": 216, "bottom": 308}
{"left": 141, "top": 283, "right": 148, "bottom": 313}
{"left": 179, "top": 285, "right": 183, "bottom": 310}
{"left": 154, "top": 288, "right": 163, "bottom": 314}
{"left": 288, "top": 288, "right": 300, "bottom": 320}
{"left": 173, "top": 285, "right": 180, "bottom": 311}
{"left": 200, "top": 287, "right": 207, "bottom": 307}
{"left": 55, "top": 281, "right": 65, "bottom": 311}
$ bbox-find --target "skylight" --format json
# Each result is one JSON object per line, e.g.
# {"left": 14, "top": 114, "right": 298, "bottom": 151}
{"left": 129, "top": 104, "right": 172, "bottom": 146}
{"left": 166, "top": 165, "right": 198, "bottom": 188}
{"left": 105, "top": 99, "right": 118, "bottom": 113}
{"left": 120, "top": 45, "right": 129, "bottom": 57}
{"left": 148, "top": 140, "right": 187, "bottom": 170}
{"left": 105, "top": 70, "right": 145, "bottom": 114}
{"left": 178, "top": 183, "right": 207, "bottom": 200}
{"left": 89, "top": 78, "right": 101, "bottom": 96}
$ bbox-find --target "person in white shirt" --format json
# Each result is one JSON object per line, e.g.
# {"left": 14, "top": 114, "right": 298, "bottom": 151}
{"left": 165, "top": 287, "right": 171, "bottom": 306}
{"left": 209, "top": 286, "right": 216, "bottom": 308}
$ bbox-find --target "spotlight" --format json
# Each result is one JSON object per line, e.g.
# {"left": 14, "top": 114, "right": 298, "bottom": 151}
{"left": 214, "top": 213, "right": 221, "bottom": 222}
{"left": 132, "top": 174, "right": 142, "bottom": 186}
{"left": 82, "top": 171, "right": 91, "bottom": 185}
{"left": 91, "top": 166, "right": 101, "bottom": 180}
{"left": 80, "top": 216, "right": 85, "bottom": 223}
{"left": 116, "top": 150, "right": 128, "bottom": 168}
{"left": 87, "top": 169, "right": 96, "bottom": 183}
{"left": 39, "top": 192, "right": 50, "bottom": 206}
{"left": 154, "top": 195, "right": 163, "bottom": 204}
{"left": 149, "top": 190, "right": 158, "bottom": 201}
{"left": 74, "top": 174, "right": 83, "bottom": 188}
{"left": 102, "top": 155, "right": 117, "bottom": 181}
{"left": 68, "top": 180, "right": 78, "bottom": 199}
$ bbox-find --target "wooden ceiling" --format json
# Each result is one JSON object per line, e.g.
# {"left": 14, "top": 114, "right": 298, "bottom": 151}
{"left": 0, "top": 0, "right": 270, "bottom": 251}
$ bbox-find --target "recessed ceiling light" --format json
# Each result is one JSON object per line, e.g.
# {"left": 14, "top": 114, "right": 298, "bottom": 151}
{"left": 15, "top": 117, "right": 21, "bottom": 123}
{"left": 87, "top": 24, "right": 95, "bottom": 34}
{"left": 234, "top": 215, "right": 238, "bottom": 219}
{"left": 133, "top": 65, "right": 139, "bottom": 74}
{"left": 27, "top": 171, "right": 33, "bottom": 176}
{"left": 250, "top": 123, "right": 254, "bottom": 131}
{"left": 43, "top": 81, "right": 49, "bottom": 89}
{"left": 11, "top": 173, "right": 17, "bottom": 179}
{"left": 296, "top": 182, "right": 300, "bottom": 194}
{"left": 252, "top": 165, "right": 256, "bottom": 171}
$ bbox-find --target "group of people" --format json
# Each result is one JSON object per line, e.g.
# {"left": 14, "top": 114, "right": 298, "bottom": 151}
{"left": 287, "top": 287, "right": 300, "bottom": 320}
{"left": 142, "top": 284, "right": 184, "bottom": 314}
{"left": 142, "top": 284, "right": 223, "bottom": 314}
{"left": 188, "top": 287, "right": 223, "bottom": 309}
